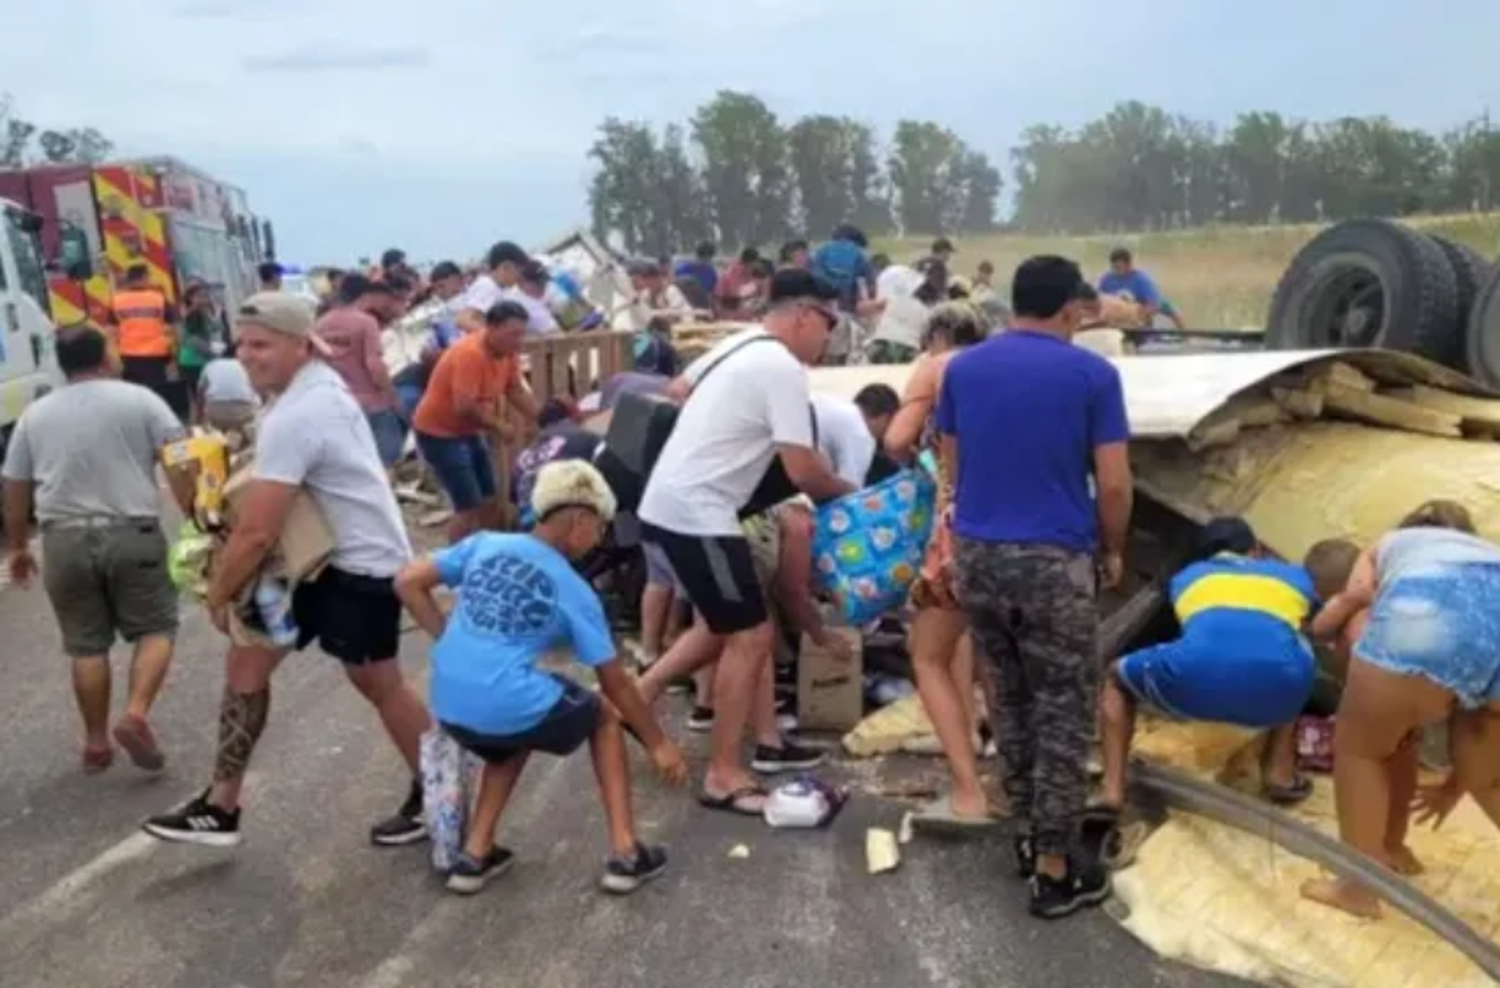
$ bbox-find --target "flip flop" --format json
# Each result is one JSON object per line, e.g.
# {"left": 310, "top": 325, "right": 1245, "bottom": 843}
{"left": 910, "top": 795, "right": 998, "bottom": 834}
{"left": 698, "top": 785, "right": 769, "bottom": 817}
{"left": 1263, "top": 775, "right": 1314, "bottom": 806}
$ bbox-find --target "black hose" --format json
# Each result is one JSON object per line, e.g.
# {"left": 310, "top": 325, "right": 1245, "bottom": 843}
{"left": 1133, "top": 762, "right": 1500, "bottom": 982}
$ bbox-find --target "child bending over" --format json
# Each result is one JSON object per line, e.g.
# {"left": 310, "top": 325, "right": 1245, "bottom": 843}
{"left": 396, "top": 460, "right": 687, "bottom": 896}
{"left": 1098, "top": 517, "right": 1359, "bottom": 815}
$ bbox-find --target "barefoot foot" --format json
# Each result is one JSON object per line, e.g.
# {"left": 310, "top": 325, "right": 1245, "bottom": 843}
{"left": 1384, "top": 844, "right": 1425, "bottom": 876}
{"left": 1300, "top": 877, "right": 1383, "bottom": 919}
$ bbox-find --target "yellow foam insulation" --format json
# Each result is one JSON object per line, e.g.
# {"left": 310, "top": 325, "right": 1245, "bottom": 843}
{"left": 1133, "top": 420, "right": 1500, "bottom": 560}
{"left": 1119, "top": 720, "right": 1500, "bottom": 987}
{"left": 841, "top": 695, "right": 934, "bottom": 757}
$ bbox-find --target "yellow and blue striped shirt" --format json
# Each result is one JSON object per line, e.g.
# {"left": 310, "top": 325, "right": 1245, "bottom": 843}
{"left": 1170, "top": 553, "right": 1317, "bottom": 634}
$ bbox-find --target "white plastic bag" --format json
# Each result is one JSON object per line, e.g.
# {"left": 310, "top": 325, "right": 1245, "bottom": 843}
{"left": 420, "top": 727, "right": 481, "bottom": 872}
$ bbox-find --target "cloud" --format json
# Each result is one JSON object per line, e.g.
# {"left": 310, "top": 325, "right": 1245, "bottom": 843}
{"left": 242, "top": 46, "right": 432, "bottom": 74}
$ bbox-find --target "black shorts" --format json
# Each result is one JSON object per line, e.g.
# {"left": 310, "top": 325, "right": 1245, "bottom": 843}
{"left": 291, "top": 566, "right": 402, "bottom": 665}
{"left": 640, "top": 523, "right": 767, "bottom": 635}
{"left": 442, "top": 677, "right": 601, "bottom": 764}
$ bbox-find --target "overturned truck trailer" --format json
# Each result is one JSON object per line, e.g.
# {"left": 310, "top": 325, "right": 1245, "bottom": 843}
{"left": 809, "top": 346, "right": 1500, "bottom": 571}
{"left": 811, "top": 349, "right": 1500, "bottom": 987}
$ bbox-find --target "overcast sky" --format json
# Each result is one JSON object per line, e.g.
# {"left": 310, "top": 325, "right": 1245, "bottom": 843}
{"left": 6, "top": 0, "right": 1500, "bottom": 265}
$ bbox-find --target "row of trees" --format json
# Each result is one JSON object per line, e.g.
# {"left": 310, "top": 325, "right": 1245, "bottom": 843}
{"left": 586, "top": 91, "right": 1500, "bottom": 256}
{"left": 1, "top": 94, "right": 114, "bottom": 167}
{"left": 588, "top": 91, "right": 1001, "bottom": 257}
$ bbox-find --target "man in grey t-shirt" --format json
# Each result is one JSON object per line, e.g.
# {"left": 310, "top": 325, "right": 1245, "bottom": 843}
{"left": 2, "top": 326, "right": 188, "bottom": 775}
{"left": 144, "top": 292, "right": 432, "bottom": 850}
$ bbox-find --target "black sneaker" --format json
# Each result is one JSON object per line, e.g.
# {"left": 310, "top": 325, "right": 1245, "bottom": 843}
{"left": 1028, "top": 858, "right": 1112, "bottom": 919}
{"left": 370, "top": 779, "right": 428, "bottom": 847}
{"left": 1013, "top": 833, "right": 1036, "bottom": 879}
{"left": 751, "top": 741, "right": 825, "bottom": 774}
{"left": 446, "top": 846, "right": 516, "bottom": 895}
{"left": 601, "top": 842, "right": 668, "bottom": 895}
{"left": 142, "top": 790, "right": 242, "bottom": 847}
{"left": 686, "top": 706, "right": 714, "bottom": 733}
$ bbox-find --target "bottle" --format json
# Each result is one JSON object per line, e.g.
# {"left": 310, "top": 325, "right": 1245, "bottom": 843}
{"left": 253, "top": 575, "right": 299, "bottom": 648}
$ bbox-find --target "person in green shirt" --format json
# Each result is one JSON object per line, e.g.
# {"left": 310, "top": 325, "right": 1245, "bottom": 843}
{"left": 177, "top": 283, "right": 220, "bottom": 421}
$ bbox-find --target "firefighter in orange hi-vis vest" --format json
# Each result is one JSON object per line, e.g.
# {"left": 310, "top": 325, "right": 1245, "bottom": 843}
{"left": 110, "top": 264, "right": 188, "bottom": 420}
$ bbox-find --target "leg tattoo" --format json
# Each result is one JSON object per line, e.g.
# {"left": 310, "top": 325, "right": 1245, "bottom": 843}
{"left": 214, "top": 687, "right": 271, "bottom": 782}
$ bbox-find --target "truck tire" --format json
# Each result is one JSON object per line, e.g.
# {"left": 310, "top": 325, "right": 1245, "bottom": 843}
{"left": 1464, "top": 266, "right": 1500, "bottom": 389}
{"left": 1428, "top": 233, "right": 1491, "bottom": 335}
{"left": 1266, "top": 218, "right": 1462, "bottom": 367}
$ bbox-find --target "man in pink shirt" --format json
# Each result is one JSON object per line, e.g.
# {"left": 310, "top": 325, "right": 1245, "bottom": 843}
{"left": 315, "top": 276, "right": 408, "bottom": 469}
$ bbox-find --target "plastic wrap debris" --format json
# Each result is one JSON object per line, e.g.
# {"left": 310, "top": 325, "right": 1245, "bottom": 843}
{"left": 841, "top": 694, "right": 934, "bottom": 758}
{"left": 812, "top": 468, "right": 936, "bottom": 626}
{"left": 420, "top": 727, "right": 481, "bottom": 873}
{"left": 763, "top": 776, "right": 849, "bottom": 829}
{"left": 167, "top": 521, "right": 214, "bottom": 598}
{"left": 866, "top": 673, "right": 916, "bottom": 707}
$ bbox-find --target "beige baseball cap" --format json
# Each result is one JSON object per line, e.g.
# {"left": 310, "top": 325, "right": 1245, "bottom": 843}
{"left": 235, "top": 292, "right": 329, "bottom": 354}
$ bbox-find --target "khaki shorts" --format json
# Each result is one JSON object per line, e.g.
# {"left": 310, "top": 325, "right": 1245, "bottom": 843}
{"left": 41, "top": 520, "right": 179, "bottom": 657}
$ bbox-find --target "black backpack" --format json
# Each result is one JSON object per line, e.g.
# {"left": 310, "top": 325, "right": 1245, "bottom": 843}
{"left": 597, "top": 335, "right": 816, "bottom": 518}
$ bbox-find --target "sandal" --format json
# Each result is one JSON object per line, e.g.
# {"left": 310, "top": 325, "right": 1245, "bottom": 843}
{"left": 698, "top": 784, "right": 769, "bottom": 817}
{"left": 1263, "top": 775, "right": 1314, "bottom": 806}
{"left": 82, "top": 745, "right": 114, "bottom": 775}
{"left": 910, "top": 795, "right": 997, "bottom": 834}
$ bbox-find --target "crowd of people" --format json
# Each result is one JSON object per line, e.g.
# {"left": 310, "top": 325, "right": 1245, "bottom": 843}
{"left": 3, "top": 227, "right": 1498, "bottom": 931}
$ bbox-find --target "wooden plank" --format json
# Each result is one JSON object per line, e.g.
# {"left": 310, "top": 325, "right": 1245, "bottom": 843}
{"left": 1322, "top": 380, "right": 1463, "bottom": 438}
{"left": 1272, "top": 385, "right": 1325, "bottom": 420}
{"left": 1304, "top": 360, "right": 1376, "bottom": 392}
{"left": 1384, "top": 385, "right": 1500, "bottom": 429}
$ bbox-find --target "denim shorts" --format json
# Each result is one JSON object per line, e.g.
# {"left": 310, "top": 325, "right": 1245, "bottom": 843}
{"left": 1356, "top": 563, "right": 1500, "bottom": 710}
{"left": 415, "top": 432, "right": 496, "bottom": 512}
{"left": 366, "top": 409, "right": 407, "bottom": 468}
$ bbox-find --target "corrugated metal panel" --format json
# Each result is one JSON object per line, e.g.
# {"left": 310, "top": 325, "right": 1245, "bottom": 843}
{"left": 808, "top": 348, "right": 1491, "bottom": 439}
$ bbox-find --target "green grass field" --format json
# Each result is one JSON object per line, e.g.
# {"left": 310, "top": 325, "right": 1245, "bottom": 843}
{"left": 878, "top": 214, "right": 1500, "bottom": 329}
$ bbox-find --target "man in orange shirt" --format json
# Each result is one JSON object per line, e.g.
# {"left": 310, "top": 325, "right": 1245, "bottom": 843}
{"left": 413, "top": 300, "right": 540, "bottom": 541}
{"left": 111, "top": 264, "right": 185, "bottom": 418}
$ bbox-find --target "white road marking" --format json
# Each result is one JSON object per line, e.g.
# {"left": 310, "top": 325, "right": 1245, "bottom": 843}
{"left": 0, "top": 832, "right": 158, "bottom": 948}
{"left": 0, "top": 771, "right": 263, "bottom": 951}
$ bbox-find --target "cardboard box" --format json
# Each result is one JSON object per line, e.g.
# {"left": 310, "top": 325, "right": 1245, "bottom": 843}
{"left": 797, "top": 626, "right": 864, "bottom": 731}
{"left": 223, "top": 464, "right": 335, "bottom": 582}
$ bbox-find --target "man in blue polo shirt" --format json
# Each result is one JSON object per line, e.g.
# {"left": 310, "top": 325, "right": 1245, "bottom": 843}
{"left": 1099, "top": 247, "right": 1186, "bottom": 330}
{"left": 936, "top": 255, "right": 1134, "bottom": 921}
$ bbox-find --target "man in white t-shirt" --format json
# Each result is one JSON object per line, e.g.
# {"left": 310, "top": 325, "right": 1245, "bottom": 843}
{"left": 455, "top": 240, "right": 531, "bottom": 334}
{"left": 514, "top": 260, "right": 561, "bottom": 335}
{"left": 144, "top": 292, "right": 433, "bottom": 850}
{"left": 199, "top": 353, "right": 260, "bottom": 433}
{"left": 811, "top": 392, "right": 877, "bottom": 489}
{"left": 639, "top": 270, "right": 856, "bottom": 814}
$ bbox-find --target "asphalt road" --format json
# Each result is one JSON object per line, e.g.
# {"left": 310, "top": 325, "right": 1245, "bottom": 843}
{"left": 0, "top": 562, "right": 1251, "bottom": 988}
